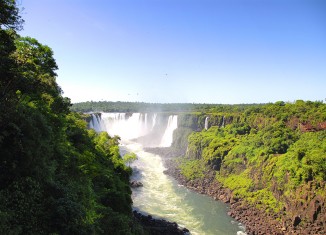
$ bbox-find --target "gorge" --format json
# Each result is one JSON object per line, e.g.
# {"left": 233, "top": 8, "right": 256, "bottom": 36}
{"left": 89, "top": 112, "right": 246, "bottom": 235}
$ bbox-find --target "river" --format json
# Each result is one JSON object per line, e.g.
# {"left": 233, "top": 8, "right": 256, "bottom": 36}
{"left": 121, "top": 141, "right": 246, "bottom": 235}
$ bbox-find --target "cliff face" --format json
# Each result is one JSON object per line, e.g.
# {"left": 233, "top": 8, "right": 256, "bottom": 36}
{"left": 172, "top": 113, "right": 242, "bottom": 154}
{"left": 171, "top": 102, "right": 326, "bottom": 234}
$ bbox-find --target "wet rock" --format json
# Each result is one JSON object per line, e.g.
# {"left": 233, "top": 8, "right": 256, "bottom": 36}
{"left": 130, "top": 180, "right": 143, "bottom": 187}
{"left": 133, "top": 210, "right": 189, "bottom": 235}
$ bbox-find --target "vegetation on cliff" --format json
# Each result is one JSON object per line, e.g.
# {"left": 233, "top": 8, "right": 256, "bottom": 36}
{"left": 0, "top": 2, "right": 142, "bottom": 234}
{"left": 177, "top": 101, "right": 326, "bottom": 230}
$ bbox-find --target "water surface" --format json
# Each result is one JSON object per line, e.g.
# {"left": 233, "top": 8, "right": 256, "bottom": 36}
{"left": 122, "top": 142, "right": 246, "bottom": 235}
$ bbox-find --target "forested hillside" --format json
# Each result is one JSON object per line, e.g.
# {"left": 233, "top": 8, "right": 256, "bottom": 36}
{"left": 0, "top": 1, "right": 141, "bottom": 234}
{"left": 175, "top": 101, "right": 326, "bottom": 234}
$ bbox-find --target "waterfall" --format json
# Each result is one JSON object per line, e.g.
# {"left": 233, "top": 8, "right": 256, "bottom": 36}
{"left": 205, "top": 116, "right": 209, "bottom": 130}
{"left": 89, "top": 113, "right": 178, "bottom": 147}
{"left": 89, "top": 113, "right": 104, "bottom": 132}
{"left": 151, "top": 113, "right": 157, "bottom": 130}
{"left": 221, "top": 116, "right": 225, "bottom": 127}
{"left": 100, "top": 113, "right": 154, "bottom": 140}
{"left": 160, "top": 115, "right": 178, "bottom": 147}
{"left": 144, "top": 113, "right": 148, "bottom": 130}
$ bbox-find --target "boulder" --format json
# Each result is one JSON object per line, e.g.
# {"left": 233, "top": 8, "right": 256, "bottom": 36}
{"left": 130, "top": 180, "right": 143, "bottom": 188}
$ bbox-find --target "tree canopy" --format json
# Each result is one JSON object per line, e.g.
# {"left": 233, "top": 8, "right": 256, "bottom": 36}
{"left": 0, "top": 2, "right": 143, "bottom": 234}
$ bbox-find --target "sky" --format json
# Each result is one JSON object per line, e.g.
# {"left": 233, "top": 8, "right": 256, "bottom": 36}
{"left": 20, "top": 0, "right": 326, "bottom": 104}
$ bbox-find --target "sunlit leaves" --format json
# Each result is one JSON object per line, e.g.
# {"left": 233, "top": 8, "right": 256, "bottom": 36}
{"left": 123, "top": 153, "right": 137, "bottom": 167}
{"left": 0, "top": 0, "right": 23, "bottom": 30}
{"left": 179, "top": 100, "right": 325, "bottom": 214}
{"left": 0, "top": 3, "right": 135, "bottom": 233}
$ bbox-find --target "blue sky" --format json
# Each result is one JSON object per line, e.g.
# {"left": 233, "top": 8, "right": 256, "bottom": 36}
{"left": 20, "top": 0, "right": 326, "bottom": 104}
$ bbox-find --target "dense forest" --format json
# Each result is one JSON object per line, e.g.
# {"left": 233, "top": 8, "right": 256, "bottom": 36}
{"left": 0, "top": 1, "right": 143, "bottom": 234}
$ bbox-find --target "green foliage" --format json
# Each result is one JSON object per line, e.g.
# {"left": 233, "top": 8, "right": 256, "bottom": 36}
{"left": 216, "top": 171, "right": 253, "bottom": 197}
{"left": 171, "top": 127, "right": 193, "bottom": 151}
{"left": 273, "top": 131, "right": 326, "bottom": 187}
{"left": 247, "top": 189, "right": 284, "bottom": 213}
{"left": 123, "top": 153, "right": 138, "bottom": 167}
{"left": 177, "top": 100, "right": 326, "bottom": 214}
{"left": 217, "top": 172, "right": 284, "bottom": 212}
{"left": 71, "top": 101, "right": 267, "bottom": 113}
{"left": 177, "top": 113, "right": 199, "bottom": 129}
{"left": 0, "top": 4, "right": 140, "bottom": 234}
{"left": 0, "top": 0, "right": 24, "bottom": 30}
{"left": 72, "top": 101, "right": 215, "bottom": 113}
{"left": 179, "top": 159, "right": 206, "bottom": 180}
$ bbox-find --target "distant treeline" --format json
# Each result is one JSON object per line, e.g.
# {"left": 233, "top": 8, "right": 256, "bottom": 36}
{"left": 71, "top": 101, "right": 267, "bottom": 113}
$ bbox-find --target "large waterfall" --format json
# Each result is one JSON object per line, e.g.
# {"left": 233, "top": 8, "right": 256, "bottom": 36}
{"left": 91, "top": 112, "right": 178, "bottom": 147}
{"left": 160, "top": 115, "right": 178, "bottom": 147}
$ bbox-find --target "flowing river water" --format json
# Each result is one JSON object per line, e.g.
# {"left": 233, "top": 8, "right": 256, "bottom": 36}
{"left": 91, "top": 113, "right": 247, "bottom": 235}
{"left": 121, "top": 141, "right": 246, "bottom": 235}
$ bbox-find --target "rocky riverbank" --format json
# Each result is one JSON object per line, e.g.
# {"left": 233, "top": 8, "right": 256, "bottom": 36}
{"left": 133, "top": 210, "right": 190, "bottom": 235}
{"left": 145, "top": 147, "right": 325, "bottom": 235}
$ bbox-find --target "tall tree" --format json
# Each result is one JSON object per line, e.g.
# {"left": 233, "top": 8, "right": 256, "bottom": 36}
{"left": 0, "top": 0, "right": 23, "bottom": 30}
{"left": 0, "top": 0, "right": 23, "bottom": 95}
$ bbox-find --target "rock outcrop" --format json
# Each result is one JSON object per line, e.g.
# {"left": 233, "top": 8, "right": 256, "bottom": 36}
{"left": 130, "top": 180, "right": 143, "bottom": 188}
{"left": 133, "top": 210, "right": 190, "bottom": 235}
